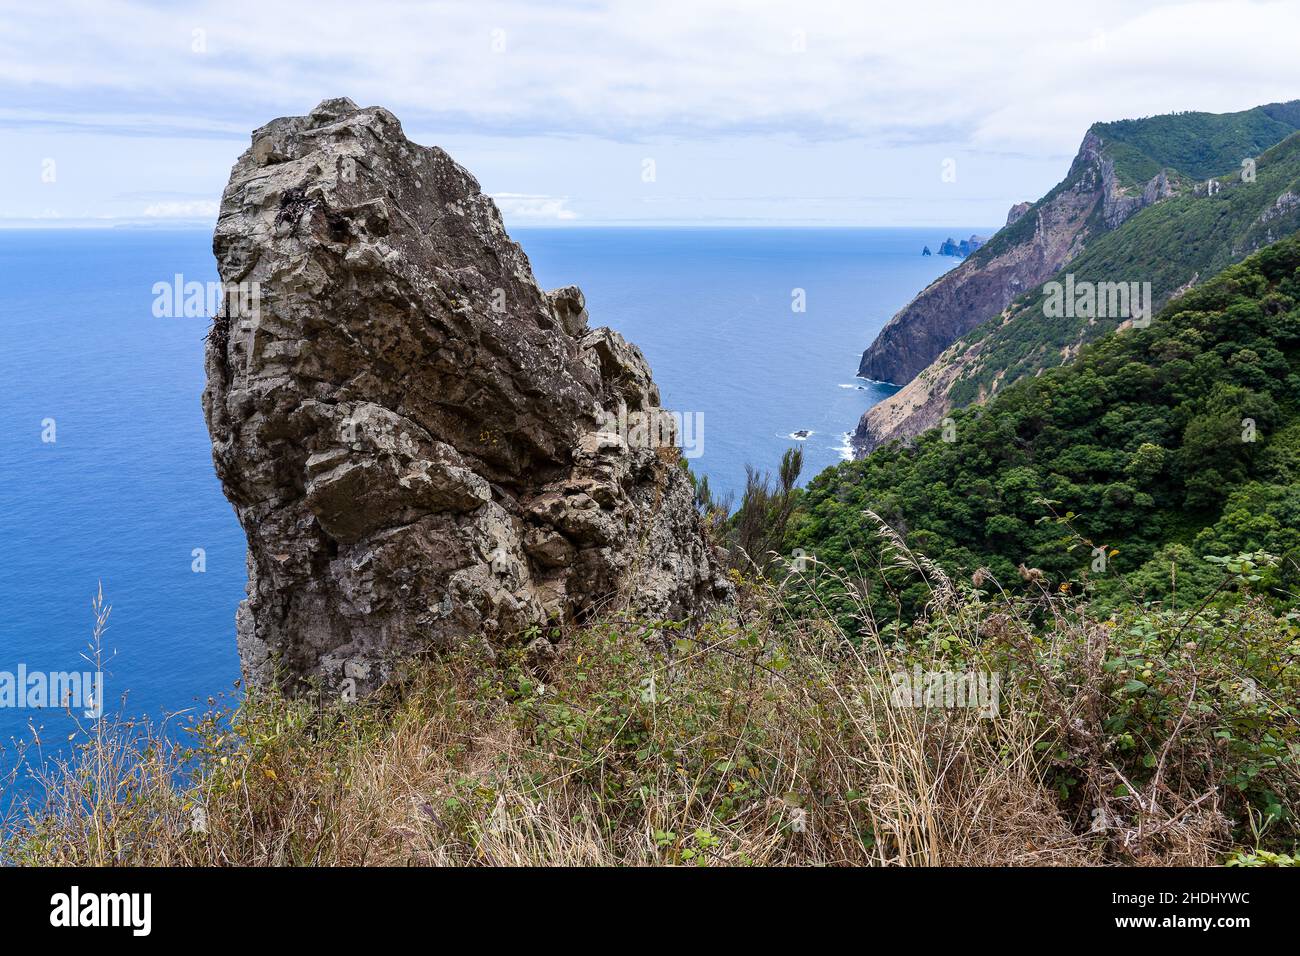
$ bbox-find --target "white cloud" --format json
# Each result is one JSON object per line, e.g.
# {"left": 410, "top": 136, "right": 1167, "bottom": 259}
{"left": 3, "top": 0, "right": 1299, "bottom": 225}
{"left": 491, "top": 192, "right": 577, "bottom": 221}
{"left": 4, "top": 0, "right": 1299, "bottom": 152}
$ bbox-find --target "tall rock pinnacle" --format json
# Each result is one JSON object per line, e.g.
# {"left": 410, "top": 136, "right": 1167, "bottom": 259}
{"left": 202, "top": 98, "right": 728, "bottom": 695}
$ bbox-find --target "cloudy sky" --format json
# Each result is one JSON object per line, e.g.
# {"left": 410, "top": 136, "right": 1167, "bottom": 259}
{"left": 4, "top": 0, "right": 1300, "bottom": 228}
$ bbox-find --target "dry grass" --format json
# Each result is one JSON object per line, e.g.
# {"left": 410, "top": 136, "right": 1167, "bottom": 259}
{"left": 3, "top": 531, "right": 1293, "bottom": 867}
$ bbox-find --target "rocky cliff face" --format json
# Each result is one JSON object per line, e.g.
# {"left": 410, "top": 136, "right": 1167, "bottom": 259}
{"left": 852, "top": 129, "right": 1181, "bottom": 452}
{"left": 857, "top": 130, "right": 1170, "bottom": 390}
{"left": 936, "top": 235, "right": 988, "bottom": 258}
{"left": 850, "top": 324, "right": 999, "bottom": 456}
{"left": 854, "top": 118, "right": 1300, "bottom": 458}
{"left": 203, "top": 98, "right": 729, "bottom": 695}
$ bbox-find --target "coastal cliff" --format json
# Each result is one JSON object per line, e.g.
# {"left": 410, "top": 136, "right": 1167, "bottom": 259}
{"left": 857, "top": 129, "right": 1173, "bottom": 391}
{"left": 853, "top": 100, "right": 1300, "bottom": 455}
{"left": 202, "top": 98, "right": 728, "bottom": 695}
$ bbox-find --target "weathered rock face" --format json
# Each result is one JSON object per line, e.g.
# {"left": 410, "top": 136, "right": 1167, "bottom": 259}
{"left": 203, "top": 98, "right": 729, "bottom": 695}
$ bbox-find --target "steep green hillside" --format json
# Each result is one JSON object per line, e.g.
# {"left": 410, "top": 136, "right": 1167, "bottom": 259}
{"left": 797, "top": 237, "right": 1300, "bottom": 619}
{"left": 948, "top": 130, "right": 1300, "bottom": 410}
{"left": 855, "top": 101, "right": 1300, "bottom": 452}
{"left": 1097, "top": 100, "right": 1300, "bottom": 186}
{"left": 968, "top": 101, "right": 1300, "bottom": 270}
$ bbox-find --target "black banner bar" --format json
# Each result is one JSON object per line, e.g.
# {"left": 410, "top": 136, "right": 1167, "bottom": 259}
{"left": 0, "top": 866, "right": 1290, "bottom": 942}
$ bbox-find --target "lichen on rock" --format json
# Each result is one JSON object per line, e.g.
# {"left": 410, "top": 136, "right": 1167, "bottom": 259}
{"left": 203, "top": 98, "right": 729, "bottom": 695}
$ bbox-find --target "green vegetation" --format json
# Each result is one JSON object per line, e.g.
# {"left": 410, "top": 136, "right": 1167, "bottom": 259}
{"left": 7, "top": 540, "right": 1296, "bottom": 865}
{"left": 950, "top": 131, "right": 1300, "bottom": 409}
{"left": 691, "top": 447, "right": 805, "bottom": 570}
{"left": 1095, "top": 100, "right": 1300, "bottom": 187}
{"left": 794, "top": 236, "right": 1300, "bottom": 617}
{"left": 9, "top": 241, "right": 1300, "bottom": 867}
{"left": 965, "top": 99, "right": 1300, "bottom": 274}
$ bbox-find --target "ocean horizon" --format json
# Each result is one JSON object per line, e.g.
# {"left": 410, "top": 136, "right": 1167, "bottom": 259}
{"left": 0, "top": 225, "right": 979, "bottom": 782}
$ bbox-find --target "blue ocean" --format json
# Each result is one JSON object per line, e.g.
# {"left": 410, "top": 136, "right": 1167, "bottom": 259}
{"left": 0, "top": 227, "right": 967, "bottom": 781}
